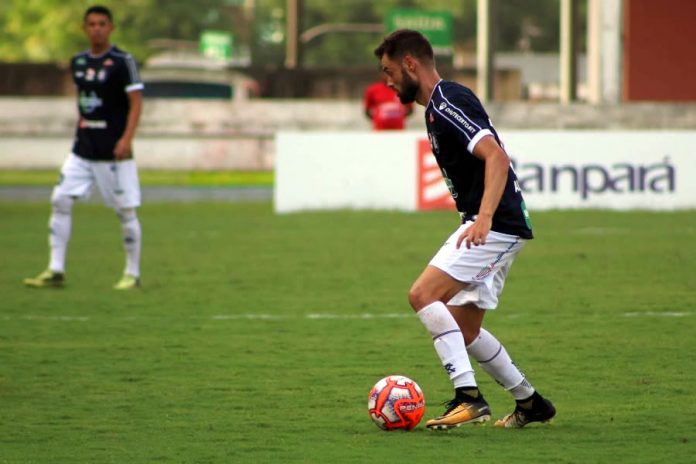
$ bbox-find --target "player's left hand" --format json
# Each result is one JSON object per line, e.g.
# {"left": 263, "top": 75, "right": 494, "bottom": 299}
{"left": 113, "top": 138, "right": 132, "bottom": 160}
{"left": 457, "top": 215, "right": 493, "bottom": 249}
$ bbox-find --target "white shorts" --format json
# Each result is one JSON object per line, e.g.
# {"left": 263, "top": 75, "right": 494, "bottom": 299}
{"left": 428, "top": 222, "right": 527, "bottom": 310}
{"left": 52, "top": 153, "right": 141, "bottom": 209}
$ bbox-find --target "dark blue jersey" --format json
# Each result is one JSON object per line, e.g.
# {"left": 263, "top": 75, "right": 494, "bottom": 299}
{"left": 70, "top": 46, "right": 143, "bottom": 161}
{"left": 425, "top": 80, "right": 533, "bottom": 239}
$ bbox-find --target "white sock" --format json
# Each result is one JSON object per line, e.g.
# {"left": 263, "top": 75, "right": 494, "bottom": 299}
{"left": 417, "top": 301, "right": 476, "bottom": 388}
{"left": 118, "top": 208, "right": 141, "bottom": 278}
{"left": 48, "top": 196, "right": 73, "bottom": 273}
{"left": 466, "top": 328, "right": 535, "bottom": 400}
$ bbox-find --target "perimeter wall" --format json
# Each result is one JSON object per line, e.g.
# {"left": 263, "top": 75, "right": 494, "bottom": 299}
{"left": 2, "top": 98, "right": 696, "bottom": 170}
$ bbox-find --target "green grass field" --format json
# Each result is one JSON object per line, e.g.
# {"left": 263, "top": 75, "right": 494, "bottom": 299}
{"left": 0, "top": 170, "right": 274, "bottom": 187}
{"left": 1, "top": 202, "right": 695, "bottom": 463}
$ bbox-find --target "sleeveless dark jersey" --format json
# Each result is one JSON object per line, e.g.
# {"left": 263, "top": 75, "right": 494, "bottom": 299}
{"left": 70, "top": 46, "right": 143, "bottom": 160}
{"left": 425, "top": 80, "right": 533, "bottom": 239}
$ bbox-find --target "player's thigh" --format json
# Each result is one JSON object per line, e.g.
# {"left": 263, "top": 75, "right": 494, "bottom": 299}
{"left": 431, "top": 224, "right": 525, "bottom": 310}
{"left": 430, "top": 223, "right": 524, "bottom": 285}
{"left": 409, "top": 265, "right": 470, "bottom": 309}
{"left": 51, "top": 153, "right": 95, "bottom": 201}
{"left": 92, "top": 160, "right": 141, "bottom": 209}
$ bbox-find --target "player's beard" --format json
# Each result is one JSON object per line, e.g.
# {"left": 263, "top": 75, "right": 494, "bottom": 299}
{"left": 398, "top": 67, "right": 419, "bottom": 104}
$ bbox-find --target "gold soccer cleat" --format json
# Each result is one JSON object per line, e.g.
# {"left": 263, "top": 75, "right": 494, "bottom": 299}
{"left": 24, "top": 269, "right": 65, "bottom": 288}
{"left": 113, "top": 273, "right": 141, "bottom": 290}
{"left": 426, "top": 390, "right": 491, "bottom": 430}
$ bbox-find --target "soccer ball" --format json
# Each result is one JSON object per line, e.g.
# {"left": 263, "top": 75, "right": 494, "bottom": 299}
{"left": 368, "top": 375, "right": 425, "bottom": 430}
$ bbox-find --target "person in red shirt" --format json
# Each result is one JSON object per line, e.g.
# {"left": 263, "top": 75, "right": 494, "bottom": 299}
{"left": 364, "top": 73, "right": 413, "bottom": 130}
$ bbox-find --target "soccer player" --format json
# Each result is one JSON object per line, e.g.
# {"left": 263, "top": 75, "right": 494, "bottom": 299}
{"left": 374, "top": 30, "right": 556, "bottom": 429}
{"left": 24, "top": 5, "right": 144, "bottom": 290}
{"left": 363, "top": 72, "right": 413, "bottom": 130}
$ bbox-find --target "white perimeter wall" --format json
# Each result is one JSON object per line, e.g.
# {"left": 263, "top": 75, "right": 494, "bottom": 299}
{"left": 274, "top": 131, "right": 696, "bottom": 212}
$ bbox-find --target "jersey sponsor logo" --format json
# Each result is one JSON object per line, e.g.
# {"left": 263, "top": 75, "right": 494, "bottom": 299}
{"left": 417, "top": 139, "right": 456, "bottom": 211}
{"left": 97, "top": 69, "right": 107, "bottom": 81}
{"left": 75, "top": 71, "right": 85, "bottom": 78}
{"left": 442, "top": 105, "right": 476, "bottom": 134}
{"left": 439, "top": 102, "right": 447, "bottom": 110}
{"left": 79, "top": 118, "right": 107, "bottom": 129}
{"left": 85, "top": 68, "right": 96, "bottom": 81}
{"left": 79, "top": 91, "right": 103, "bottom": 114}
{"left": 511, "top": 156, "right": 675, "bottom": 200}
{"left": 76, "top": 57, "right": 86, "bottom": 66}
{"left": 103, "top": 58, "right": 114, "bottom": 67}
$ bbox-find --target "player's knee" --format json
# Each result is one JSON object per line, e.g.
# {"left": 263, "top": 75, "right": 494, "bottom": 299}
{"left": 408, "top": 284, "right": 435, "bottom": 312}
{"left": 51, "top": 195, "right": 73, "bottom": 215}
{"left": 116, "top": 207, "right": 137, "bottom": 223}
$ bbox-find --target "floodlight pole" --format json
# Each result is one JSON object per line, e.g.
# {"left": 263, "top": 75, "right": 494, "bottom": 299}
{"left": 476, "top": 0, "right": 494, "bottom": 102}
{"left": 587, "top": 0, "right": 602, "bottom": 104}
{"left": 285, "top": 0, "right": 302, "bottom": 69}
{"left": 560, "top": 0, "right": 579, "bottom": 103}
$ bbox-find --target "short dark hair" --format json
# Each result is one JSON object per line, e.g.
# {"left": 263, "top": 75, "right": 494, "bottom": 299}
{"left": 84, "top": 5, "right": 113, "bottom": 22}
{"left": 374, "top": 29, "right": 434, "bottom": 63}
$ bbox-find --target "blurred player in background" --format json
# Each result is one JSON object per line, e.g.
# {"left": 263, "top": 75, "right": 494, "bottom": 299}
{"left": 374, "top": 29, "right": 556, "bottom": 429}
{"left": 24, "top": 5, "right": 144, "bottom": 290}
{"left": 363, "top": 72, "right": 413, "bottom": 130}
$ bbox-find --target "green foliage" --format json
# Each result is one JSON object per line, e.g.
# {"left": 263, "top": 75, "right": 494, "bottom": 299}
{"left": 1, "top": 0, "right": 574, "bottom": 65}
{"left": 0, "top": 169, "right": 274, "bottom": 187}
{"left": 1, "top": 203, "right": 696, "bottom": 462}
{"left": 250, "top": 0, "right": 287, "bottom": 65}
{"left": 0, "top": 0, "right": 85, "bottom": 62}
{"left": 300, "top": 0, "right": 476, "bottom": 66}
{"left": 0, "top": 0, "right": 248, "bottom": 63}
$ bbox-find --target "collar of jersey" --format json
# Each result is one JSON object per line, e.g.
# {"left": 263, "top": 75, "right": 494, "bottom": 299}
{"left": 427, "top": 79, "right": 444, "bottom": 107}
{"left": 88, "top": 45, "right": 114, "bottom": 59}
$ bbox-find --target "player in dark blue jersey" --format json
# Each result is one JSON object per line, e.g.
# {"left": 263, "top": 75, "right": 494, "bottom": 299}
{"left": 375, "top": 29, "right": 555, "bottom": 429}
{"left": 24, "top": 5, "right": 143, "bottom": 290}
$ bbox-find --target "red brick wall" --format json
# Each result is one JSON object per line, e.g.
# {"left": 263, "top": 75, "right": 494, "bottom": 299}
{"left": 624, "top": 0, "right": 696, "bottom": 101}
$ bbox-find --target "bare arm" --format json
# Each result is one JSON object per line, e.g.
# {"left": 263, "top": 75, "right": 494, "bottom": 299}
{"left": 456, "top": 135, "right": 510, "bottom": 249}
{"left": 113, "top": 90, "right": 142, "bottom": 160}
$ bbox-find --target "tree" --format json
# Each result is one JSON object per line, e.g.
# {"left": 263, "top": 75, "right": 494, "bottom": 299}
{"left": 0, "top": 0, "right": 86, "bottom": 62}
{"left": 0, "top": 0, "right": 244, "bottom": 62}
{"left": 0, "top": 0, "right": 575, "bottom": 65}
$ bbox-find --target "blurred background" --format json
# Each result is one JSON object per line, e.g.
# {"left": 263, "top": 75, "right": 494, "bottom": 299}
{"left": 0, "top": 0, "right": 695, "bottom": 176}
{"left": 2, "top": 5, "right": 694, "bottom": 462}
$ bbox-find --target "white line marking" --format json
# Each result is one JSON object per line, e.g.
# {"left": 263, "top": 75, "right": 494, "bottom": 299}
{"left": 211, "top": 314, "right": 288, "bottom": 320}
{"left": 306, "top": 313, "right": 412, "bottom": 320}
{"left": 623, "top": 311, "right": 691, "bottom": 317}
{"left": 211, "top": 313, "right": 413, "bottom": 320}
{"left": 5, "top": 315, "right": 92, "bottom": 321}
{"left": 2, "top": 312, "right": 527, "bottom": 322}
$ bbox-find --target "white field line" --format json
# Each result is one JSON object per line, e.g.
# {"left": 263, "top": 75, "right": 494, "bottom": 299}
{"left": 3, "top": 311, "right": 690, "bottom": 322}
{"left": 1, "top": 315, "right": 91, "bottom": 321}
{"left": 211, "top": 314, "right": 288, "bottom": 320}
{"left": 622, "top": 311, "right": 691, "bottom": 317}
{"left": 212, "top": 312, "right": 414, "bottom": 320}
{"left": 2, "top": 312, "right": 414, "bottom": 322}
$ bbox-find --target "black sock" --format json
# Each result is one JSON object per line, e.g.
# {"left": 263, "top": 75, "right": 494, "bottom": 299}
{"left": 516, "top": 391, "right": 542, "bottom": 409}
{"left": 456, "top": 387, "right": 481, "bottom": 399}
